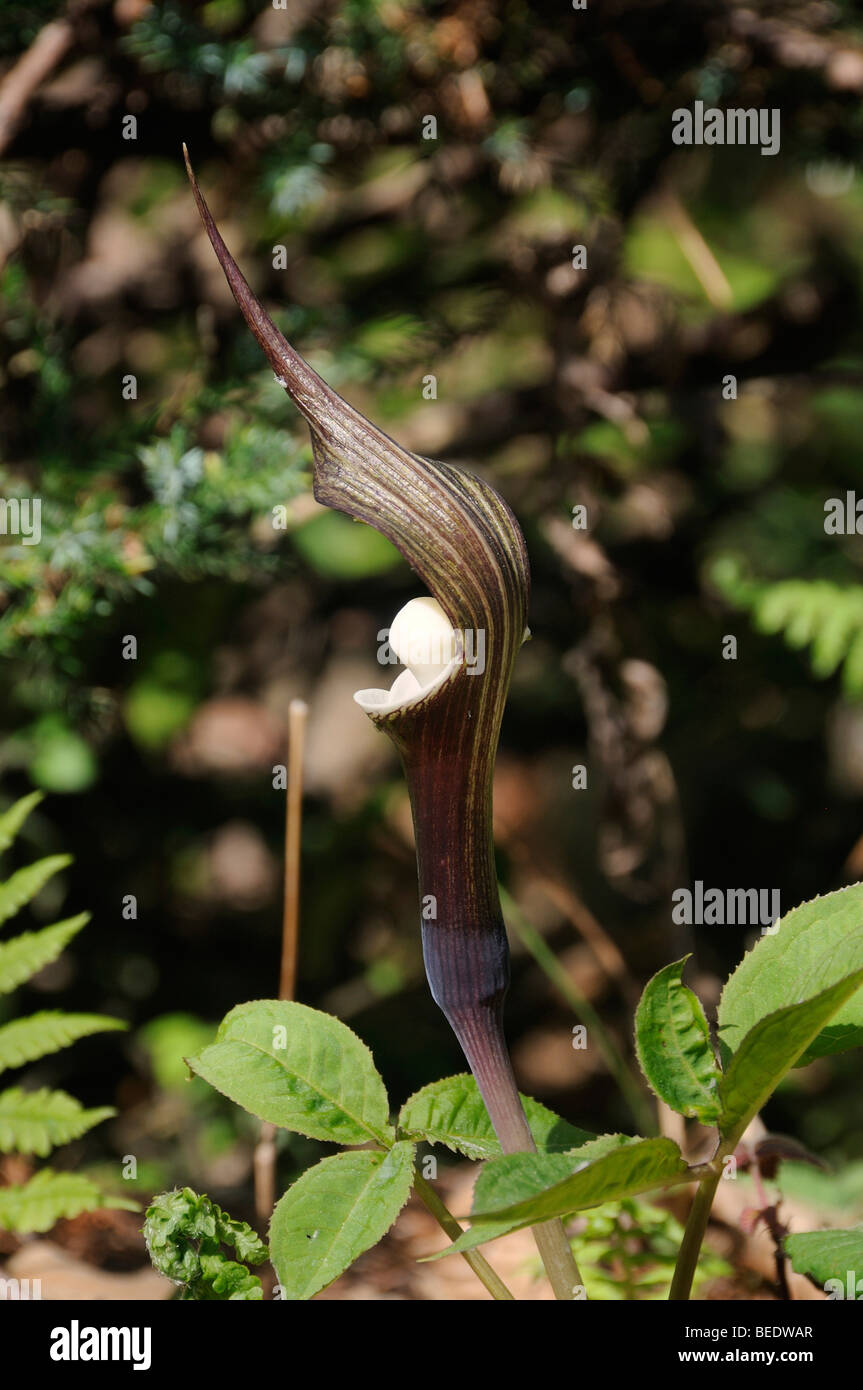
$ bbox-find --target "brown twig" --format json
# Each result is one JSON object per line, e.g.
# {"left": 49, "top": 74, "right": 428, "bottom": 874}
{"left": 253, "top": 698, "right": 308, "bottom": 1280}
{"left": 0, "top": 20, "right": 74, "bottom": 156}
{"left": 531, "top": 870, "right": 641, "bottom": 1013}
{"left": 657, "top": 189, "right": 734, "bottom": 311}
{"left": 279, "top": 699, "right": 307, "bottom": 1002}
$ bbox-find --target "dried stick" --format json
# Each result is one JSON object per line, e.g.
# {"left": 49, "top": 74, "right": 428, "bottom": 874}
{"left": 531, "top": 870, "right": 641, "bottom": 1012}
{"left": 279, "top": 699, "right": 307, "bottom": 1002}
{"left": 658, "top": 189, "right": 733, "bottom": 310}
{"left": 254, "top": 700, "right": 308, "bottom": 1258}
{"left": 0, "top": 20, "right": 74, "bottom": 156}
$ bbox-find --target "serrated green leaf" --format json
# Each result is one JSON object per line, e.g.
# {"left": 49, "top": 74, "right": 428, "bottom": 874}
{"left": 718, "top": 971, "right": 863, "bottom": 1144}
{"left": 472, "top": 1136, "right": 685, "bottom": 1217}
{"left": 398, "top": 1073, "right": 593, "bottom": 1160}
{"left": 718, "top": 884, "right": 863, "bottom": 1064}
{"left": 189, "top": 999, "right": 392, "bottom": 1146}
{"left": 0, "top": 792, "right": 42, "bottom": 854}
{"left": 0, "top": 1086, "right": 115, "bottom": 1156}
{"left": 426, "top": 1137, "right": 688, "bottom": 1260}
{"left": 785, "top": 1227, "right": 863, "bottom": 1288}
{"left": 0, "top": 1011, "right": 126, "bottom": 1074}
{"left": 635, "top": 958, "right": 721, "bottom": 1123}
{"left": 0, "top": 914, "right": 89, "bottom": 996}
{"left": 269, "top": 1142, "right": 415, "bottom": 1299}
{"left": 0, "top": 1169, "right": 138, "bottom": 1234}
{"left": 0, "top": 854, "right": 71, "bottom": 928}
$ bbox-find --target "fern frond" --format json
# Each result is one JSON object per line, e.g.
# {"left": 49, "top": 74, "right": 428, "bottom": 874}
{"left": 711, "top": 562, "right": 863, "bottom": 699}
{"left": 0, "top": 1012, "right": 126, "bottom": 1074}
{"left": 0, "top": 792, "right": 125, "bottom": 1236}
{"left": 0, "top": 792, "right": 43, "bottom": 854}
{"left": 0, "top": 1169, "right": 138, "bottom": 1234}
{"left": 0, "top": 854, "right": 72, "bottom": 928}
{"left": 0, "top": 1086, "right": 115, "bottom": 1157}
{"left": 0, "top": 914, "right": 89, "bottom": 996}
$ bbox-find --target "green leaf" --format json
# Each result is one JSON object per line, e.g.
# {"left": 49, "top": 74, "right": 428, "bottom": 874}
{"left": 0, "top": 1086, "right": 115, "bottom": 1156}
{"left": 426, "top": 1137, "right": 689, "bottom": 1259}
{"left": 0, "top": 792, "right": 42, "bottom": 854}
{"left": 718, "top": 971, "right": 863, "bottom": 1144}
{"left": 473, "top": 1136, "right": 686, "bottom": 1218}
{"left": 0, "top": 854, "right": 71, "bottom": 928}
{"left": 144, "top": 1188, "right": 267, "bottom": 1301}
{"left": 188, "top": 1000, "right": 393, "bottom": 1146}
{"left": 634, "top": 958, "right": 721, "bottom": 1123}
{"left": 293, "top": 510, "right": 403, "bottom": 580}
{"left": 785, "top": 1227, "right": 863, "bottom": 1288}
{"left": 0, "top": 1169, "right": 138, "bottom": 1234}
{"left": 269, "top": 1142, "right": 415, "bottom": 1300}
{"left": 0, "top": 914, "right": 89, "bottom": 995}
{"left": 718, "top": 884, "right": 863, "bottom": 1064}
{"left": 29, "top": 726, "right": 97, "bottom": 794}
{"left": 0, "top": 1011, "right": 126, "bottom": 1073}
{"left": 398, "top": 1073, "right": 593, "bottom": 1160}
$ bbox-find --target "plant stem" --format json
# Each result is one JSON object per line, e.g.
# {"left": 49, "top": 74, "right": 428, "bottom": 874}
{"left": 669, "top": 1169, "right": 721, "bottom": 1300}
{"left": 531, "top": 1212, "right": 585, "bottom": 1303}
{"left": 501, "top": 888, "right": 655, "bottom": 1137}
{"left": 253, "top": 1122, "right": 277, "bottom": 1229}
{"left": 452, "top": 999, "right": 584, "bottom": 1301}
{"left": 413, "top": 1171, "right": 515, "bottom": 1300}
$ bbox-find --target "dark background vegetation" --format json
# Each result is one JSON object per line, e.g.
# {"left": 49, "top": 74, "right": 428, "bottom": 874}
{"left": 3, "top": 0, "right": 863, "bottom": 1291}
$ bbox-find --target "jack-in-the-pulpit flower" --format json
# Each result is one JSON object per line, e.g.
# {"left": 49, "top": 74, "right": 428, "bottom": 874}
{"left": 184, "top": 148, "right": 581, "bottom": 1299}
{"left": 354, "top": 596, "right": 459, "bottom": 715}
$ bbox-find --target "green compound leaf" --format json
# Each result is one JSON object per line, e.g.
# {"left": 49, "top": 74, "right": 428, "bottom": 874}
{"left": 718, "top": 883, "right": 863, "bottom": 1064}
{"left": 634, "top": 958, "right": 721, "bottom": 1123}
{"left": 0, "top": 1086, "right": 115, "bottom": 1157}
{"left": 0, "top": 792, "right": 43, "bottom": 854}
{"left": 0, "top": 1169, "right": 138, "bottom": 1234}
{"left": 188, "top": 999, "right": 393, "bottom": 1146}
{"left": 426, "top": 1136, "right": 689, "bottom": 1260}
{"left": 398, "top": 1073, "right": 593, "bottom": 1159}
{"left": 718, "top": 971, "right": 863, "bottom": 1145}
{"left": 0, "top": 854, "right": 71, "bottom": 928}
{"left": 0, "top": 1012, "right": 126, "bottom": 1074}
{"left": 712, "top": 571, "right": 863, "bottom": 699}
{"left": 0, "top": 915, "right": 90, "bottom": 996}
{"left": 785, "top": 1227, "right": 863, "bottom": 1289}
{"left": 269, "top": 1142, "right": 415, "bottom": 1300}
{"left": 144, "top": 1187, "right": 268, "bottom": 1301}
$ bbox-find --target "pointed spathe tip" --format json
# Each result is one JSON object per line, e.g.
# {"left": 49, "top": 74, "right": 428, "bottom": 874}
{"left": 180, "top": 141, "right": 369, "bottom": 454}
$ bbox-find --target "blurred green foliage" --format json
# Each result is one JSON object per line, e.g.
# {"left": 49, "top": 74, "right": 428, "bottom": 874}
{"left": 575, "top": 1196, "right": 729, "bottom": 1301}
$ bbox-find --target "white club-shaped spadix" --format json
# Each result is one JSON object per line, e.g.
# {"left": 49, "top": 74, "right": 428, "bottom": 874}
{"left": 354, "top": 596, "right": 459, "bottom": 716}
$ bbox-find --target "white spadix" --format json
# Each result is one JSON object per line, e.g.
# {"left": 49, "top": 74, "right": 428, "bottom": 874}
{"left": 354, "top": 596, "right": 458, "bottom": 715}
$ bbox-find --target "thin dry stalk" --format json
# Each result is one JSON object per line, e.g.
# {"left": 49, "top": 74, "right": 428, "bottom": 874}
{"left": 254, "top": 699, "right": 309, "bottom": 1270}
{"left": 280, "top": 699, "right": 308, "bottom": 1002}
